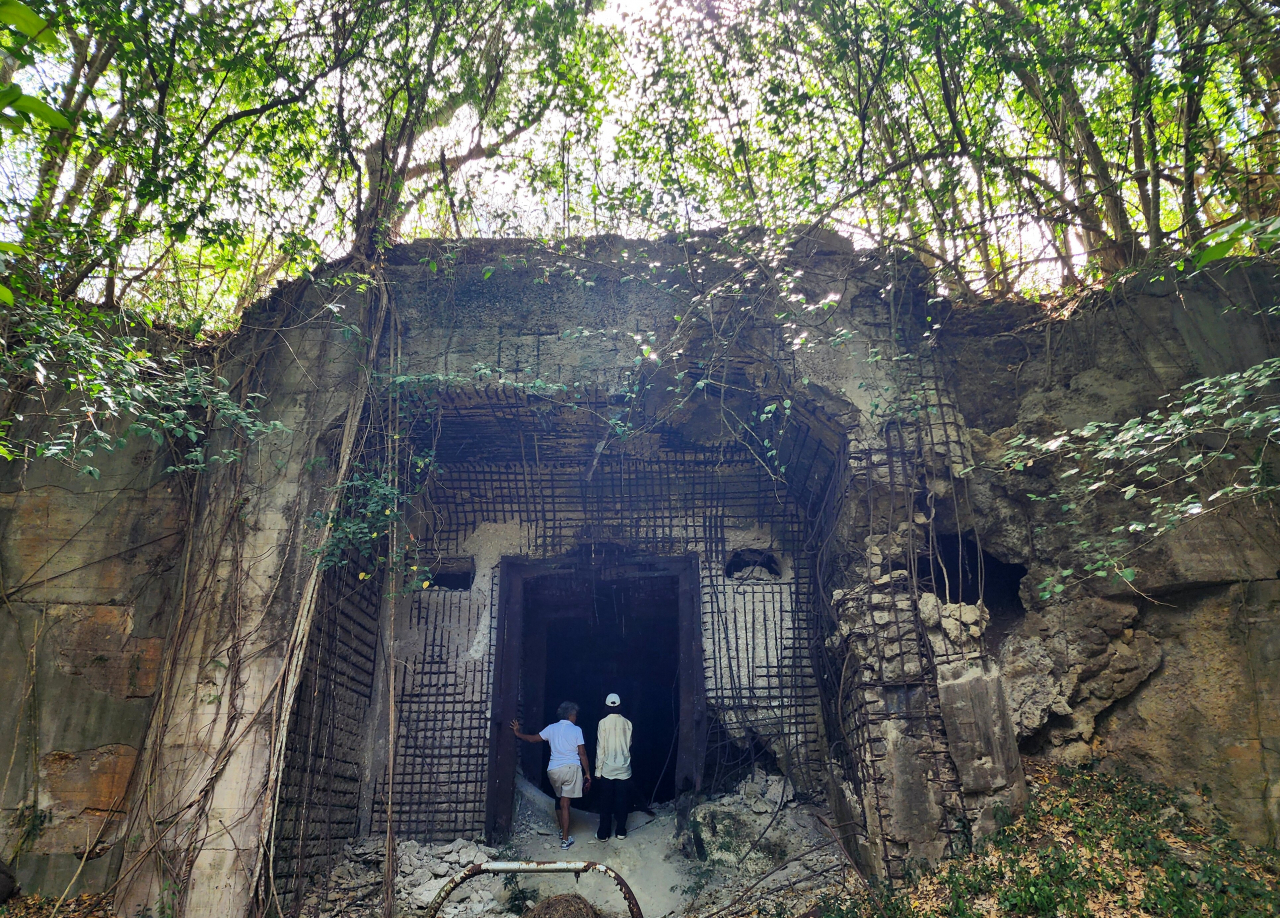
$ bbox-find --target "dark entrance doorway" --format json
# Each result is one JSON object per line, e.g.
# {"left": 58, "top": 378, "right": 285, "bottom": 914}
{"left": 486, "top": 550, "right": 703, "bottom": 839}
{"left": 534, "top": 574, "right": 680, "bottom": 810}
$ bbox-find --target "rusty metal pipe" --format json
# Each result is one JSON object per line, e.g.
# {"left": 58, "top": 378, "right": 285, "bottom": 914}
{"left": 422, "top": 860, "right": 643, "bottom": 918}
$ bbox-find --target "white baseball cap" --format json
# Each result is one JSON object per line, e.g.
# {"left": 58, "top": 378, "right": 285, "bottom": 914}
{"left": 605, "top": 693, "right": 621, "bottom": 707}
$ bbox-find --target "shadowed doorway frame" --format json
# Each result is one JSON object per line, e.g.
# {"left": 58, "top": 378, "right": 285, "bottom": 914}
{"left": 485, "top": 552, "right": 704, "bottom": 840}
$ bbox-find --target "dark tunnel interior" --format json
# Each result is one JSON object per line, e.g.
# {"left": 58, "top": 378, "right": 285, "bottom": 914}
{"left": 924, "top": 532, "right": 1027, "bottom": 645}
{"left": 522, "top": 572, "right": 681, "bottom": 813}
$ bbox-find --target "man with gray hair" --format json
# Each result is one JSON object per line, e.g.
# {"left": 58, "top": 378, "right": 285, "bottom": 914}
{"left": 512, "top": 701, "right": 591, "bottom": 849}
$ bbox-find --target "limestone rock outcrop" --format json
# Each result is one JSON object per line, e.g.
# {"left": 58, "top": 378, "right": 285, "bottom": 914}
{"left": 997, "top": 597, "right": 1163, "bottom": 753}
{"left": 936, "top": 263, "right": 1280, "bottom": 847}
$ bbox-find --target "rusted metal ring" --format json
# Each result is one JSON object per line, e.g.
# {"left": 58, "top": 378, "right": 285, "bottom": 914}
{"left": 422, "top": 860, "right": 643, "bottom": 918}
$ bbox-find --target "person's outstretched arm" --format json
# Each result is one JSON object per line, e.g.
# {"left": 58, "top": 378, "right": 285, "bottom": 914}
{"left": 511, "top": 720, "right": 544, "bottom": 743}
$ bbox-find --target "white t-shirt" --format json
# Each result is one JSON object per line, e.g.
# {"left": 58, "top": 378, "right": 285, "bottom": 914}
{"left": 539, "top": 720, "right": 585, "bottom": 771}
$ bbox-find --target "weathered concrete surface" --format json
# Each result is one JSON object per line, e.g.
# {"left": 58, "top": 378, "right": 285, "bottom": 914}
{"left": 1094, "top": 581, "right": 1280, "bottom": 847}
{"left": 936, "top": 262, "right": 1280, "bottom": 848}
{"left": 934, "top": 661, "right": 1027, "bottom": 834}
{"left": 0, "top": 437, "right": 184, "bottom": 898}
{"left": 114, "top": 279, "right": 374, "bottom": 918}
{"left": 2, "top": 239, "right": 1276, "bottom": 913}
{"left": 363, "top": 238, "right": 988, "bottom": 881}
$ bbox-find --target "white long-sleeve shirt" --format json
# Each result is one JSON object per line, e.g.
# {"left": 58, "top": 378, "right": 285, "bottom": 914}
{"left": 594, "top": 713, "right": 633, "bottom": 779}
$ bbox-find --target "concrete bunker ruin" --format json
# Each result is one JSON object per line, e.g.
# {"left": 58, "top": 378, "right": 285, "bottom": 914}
{"left": 256, "top": 235, "right": 1033, "bottom": 906}
{"left": 6, "top": 234, "right": 1276, "bottom": 918}
{"left": 272, "top": 353, "right": 848, "bottom": 900}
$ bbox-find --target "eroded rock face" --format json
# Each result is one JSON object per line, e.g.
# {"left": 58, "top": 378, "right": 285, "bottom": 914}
{"left": 998, "top": 597, "right": 1162, "bottom": 755}
{"left": 1094, "top": 582, "right": 1280, "bottom": 847}
{"left": 934, "top": 263, "right": 1280, "bottom": 847}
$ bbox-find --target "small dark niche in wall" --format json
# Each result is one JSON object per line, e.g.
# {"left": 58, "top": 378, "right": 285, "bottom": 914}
{"left": 725, "top": 549, "right": 783, "bottom": 581}
{"left": 426, "top": 557, "right": 475, "bottom": 591}
{"left": 924, "top": 533, "right": 1026, "bottom": 645}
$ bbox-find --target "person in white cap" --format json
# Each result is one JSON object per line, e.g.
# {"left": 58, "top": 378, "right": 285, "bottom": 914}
{"left": 594, "top": 693, "right": 633, "bottom": 841}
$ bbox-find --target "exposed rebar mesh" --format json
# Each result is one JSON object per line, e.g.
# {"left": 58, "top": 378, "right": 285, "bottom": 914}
{"left": 375, "top": 573, "right": 499, "bottom": 840}
{"left": 273, "top": 561, "right": 384, "bottom": 900}
{"left": 372, "top": 443, "right": 829, "bottom": 841}
{"left": 833, "top": 355, "right": 982, "bottom": 880}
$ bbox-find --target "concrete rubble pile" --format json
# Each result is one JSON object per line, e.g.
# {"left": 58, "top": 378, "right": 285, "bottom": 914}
{"left": 299, "top": 836, "right": 511, "bottom": 918}
{"left": 719, "top": 769, "right": 799, "bottom": 816}
{"left": 685, "top": 769, "right": 846, "bottom": 912}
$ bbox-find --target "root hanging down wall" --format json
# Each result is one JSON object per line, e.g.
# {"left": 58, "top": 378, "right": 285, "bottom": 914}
{"left": 830, "top": 387, "right": 1027, "bottom": 878}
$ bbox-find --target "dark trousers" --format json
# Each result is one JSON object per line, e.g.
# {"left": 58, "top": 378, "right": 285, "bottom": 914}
{"left": 595, "top": 776, "right": 630, "bottom": 839}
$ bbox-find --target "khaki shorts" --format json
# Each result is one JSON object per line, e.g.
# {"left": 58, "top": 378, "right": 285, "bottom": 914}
{"left": 547, "top": 764, "right": 583, "bottom": 799}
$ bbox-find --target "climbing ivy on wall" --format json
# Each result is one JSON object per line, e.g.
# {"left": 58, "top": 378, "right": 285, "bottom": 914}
{"left": 999, "top": 289, "right": 1280, "bottom": 596}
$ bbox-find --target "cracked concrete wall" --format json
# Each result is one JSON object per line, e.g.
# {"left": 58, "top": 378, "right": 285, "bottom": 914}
{"left": 0, "top": 440, "right": 185, "bottom": 897}
{"left": 823, "top": 422, "right": 1027, "bottom": 878}
{"left": 272, "top": 561, "right": 385, "bottom": 900}
{"left": 5, "top": 238, "right": 1276, "bottom": 913}
{"left": 360, "top": 235, "right": 854, "bottom": 840}
{"left": 381, "top": 239, "right": 1028, "bottom": 874}
{"left": 0, "top": 236, "right": 1024, "bottom": 904}
{"left": 365, "top": 499, "right": 821, "bottom": 846}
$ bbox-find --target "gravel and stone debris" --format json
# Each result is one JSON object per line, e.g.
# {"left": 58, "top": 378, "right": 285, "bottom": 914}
{"left": 298, "top": 836, "right": 510, "bottom": 918}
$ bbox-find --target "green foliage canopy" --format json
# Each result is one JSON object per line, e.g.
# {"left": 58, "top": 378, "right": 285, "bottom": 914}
{"left": 1, "top": 0, "right": 1278, "bottom": 502}
{"left": 0, "top": 0, "right": 608, "bottom": 470}
{"left": 607, "top": 0, "right": 1280, "bottom": 293}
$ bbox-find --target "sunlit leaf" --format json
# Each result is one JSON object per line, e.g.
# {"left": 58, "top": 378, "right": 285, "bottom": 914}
{"left": 10, "top": 93, "right": 69, "bottom": 128}
{"left": 0, "top": 0, "right": 46, "bottom": 38}
{"left": 1194, "top": 238, "right": 1237, "bottom": 268}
